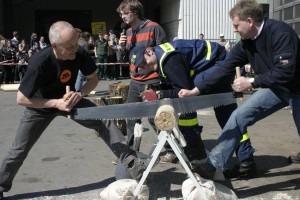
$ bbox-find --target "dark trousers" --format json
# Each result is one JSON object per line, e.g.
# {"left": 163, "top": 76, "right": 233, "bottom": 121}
{"left": 0, "top": 98, "right": 132, "bottom": 192}
{"left": 0, "top": 65, "right": 15, "bottom": 84}
{"left": 126, "top": 80, "right": 160, "bottom": 151}
{"left": 96, "top": 55, "right": 108, "bottom": 79}
{"left": 108, "top": 54, "right": 119, "bottom": 79}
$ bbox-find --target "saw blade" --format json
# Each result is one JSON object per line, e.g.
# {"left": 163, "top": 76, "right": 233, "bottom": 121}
{"left": 72, "top": 92, "right": 236, "bottom": 120}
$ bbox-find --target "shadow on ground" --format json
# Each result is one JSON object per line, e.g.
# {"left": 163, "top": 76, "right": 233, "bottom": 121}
{"left": 5, "top": 177, "right": 115, "bottom": 200}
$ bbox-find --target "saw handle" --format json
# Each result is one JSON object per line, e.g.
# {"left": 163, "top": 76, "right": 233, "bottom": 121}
{"left": 66, "top": 86, "right": 72, "bottom": 119}
{"left": 233, "top": 66, "right": 243, "bottom": 100}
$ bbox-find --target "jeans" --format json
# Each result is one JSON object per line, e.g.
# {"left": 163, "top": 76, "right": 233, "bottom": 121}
{"left": 0, "top": 98, "right": 133, "bottom": 192}
{"left": 194, "top": 68, "right": 255, "bottom": 162}
{"left": 207, "top": 88, "right": 300, "bottom": 170}
{"left": 75, "top": 70, "right": 85, "bottom": 91}
{"left": 291, "top": 92, "right": 300, "bottom": 137}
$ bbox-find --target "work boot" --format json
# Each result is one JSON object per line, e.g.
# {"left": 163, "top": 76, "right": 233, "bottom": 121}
{"left": 159, "top": 152, "right": 178, "bottom": 164}
{"left": 224, "top": 156, "right": 257, "bottom": 179}
{"left": 288, "top": 152, "right": 300, "bottom": 164}
{"left": 190, "top": 159, "right": 216, "bottom": 180}
{"left": 122, "top": 154, "right": 150, "bottom": 180}
{"left": 239, "top": 160, "right": 257, "bottom": 177}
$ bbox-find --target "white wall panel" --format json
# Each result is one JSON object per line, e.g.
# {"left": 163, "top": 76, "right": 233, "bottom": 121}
{"left": 161, "top": 0, "right": 237, "bottom": 41}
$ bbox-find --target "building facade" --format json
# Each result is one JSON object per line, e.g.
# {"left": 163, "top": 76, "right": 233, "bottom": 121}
{"left": 269, "top": 0, "right": 300, "bottom": 35}
{"left": 2, "top": 0, "right": 299, "bottom": 45}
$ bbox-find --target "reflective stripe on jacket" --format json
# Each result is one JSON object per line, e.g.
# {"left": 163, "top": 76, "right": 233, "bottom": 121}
{"left": 154, "top": 39, "right": 227, "bottom": 78}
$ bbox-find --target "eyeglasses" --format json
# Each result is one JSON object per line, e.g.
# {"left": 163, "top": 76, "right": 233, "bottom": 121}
{"left": 119, "top": 11, "right": 133, "bottom": 17}
{"left": 58, "top": 43, "right": 78, "bottom": 51}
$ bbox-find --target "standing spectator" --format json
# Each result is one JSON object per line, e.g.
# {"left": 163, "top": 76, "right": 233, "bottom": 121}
{"left": 218, "top": 33, "right": 231, "bottom": 51}
{"left": 103, "top": 33, "right": 109, "bottom": 41}
{"left": 88, "top": 36, "right": 95, "bottom": 61}
{"left": 0, "top": 41, "right": 17, "bottom": 83}
{"left": 29, "top": 33, "right": 39, "bottom": 49}
{"left": 16, "top": 39, "right": 29, "bottom": 80}
{"left": 18, "top": 39, "right": 29, "bottom": 56}
{"left": 108, "top": 29, "right": 116, "bottom": 42}
{"left": 117, "top": 0, "right": 169, "bottom": 156}
{"left": 199, "top": 33, "right": 204, "bottom": 40}
{"left": 10, "top": 31, "right": 19, "bottom": 51}
{"left": 39, "top": 36, "right": 48, "bottom": 49}
{"left": 0, "top": 39, "right": 7, "bottom": 83}
{"left": 94, "top": 32, "right": 109, "bottom": 80}
{"left": 31, "top": 41, "right": 41, "bottom": 54}
{"left": 108, "top": 35, "right": 118, "bottom": 80}
{"left": 0, "top": 39, "right": 6, "bottom": 50}
{"left": 115, "top": 37, "right": 129, "bottom": 78}
{"left": 75, "top": 31, "right": 91, "bottom": 91}
{"left": 27, "top": 49, "right": 33, "bottom": 61}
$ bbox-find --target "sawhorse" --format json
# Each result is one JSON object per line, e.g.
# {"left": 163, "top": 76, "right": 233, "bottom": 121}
{"left": 131, "top": 126, "right": 208, "bottom": 200}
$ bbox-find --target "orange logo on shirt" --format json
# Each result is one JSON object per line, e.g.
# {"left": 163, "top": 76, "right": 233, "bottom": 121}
{"left": 60, "top": 70, "right": 72, "bottom": 83}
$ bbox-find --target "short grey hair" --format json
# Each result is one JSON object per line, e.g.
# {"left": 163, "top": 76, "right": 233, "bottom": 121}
{"left": 49, "top": 21, "right": 74, "bottom": 45}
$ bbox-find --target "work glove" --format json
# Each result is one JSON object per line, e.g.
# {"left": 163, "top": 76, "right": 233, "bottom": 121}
{"left": 140, "top": 89, "right": 159, "bottom": 101}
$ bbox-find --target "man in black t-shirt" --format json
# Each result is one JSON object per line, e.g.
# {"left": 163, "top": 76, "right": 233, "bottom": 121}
{"left": 0, "top": 21, "right": 148, "bottom": 199}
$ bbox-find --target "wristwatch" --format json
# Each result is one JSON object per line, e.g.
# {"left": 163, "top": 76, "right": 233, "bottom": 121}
{"left": 249, "top": 78, "right": 256, "bottom": 88}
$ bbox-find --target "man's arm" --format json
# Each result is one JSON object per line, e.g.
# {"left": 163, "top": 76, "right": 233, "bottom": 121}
{"left": 178, "top": 87, "right": 200, "bottom": 97}
{"left": 154, "top": 24, "right": 167, "bottom": 45}
{"left": 179, "top": 43, "right": 248, "bottom": 97}
{"left": 16, "top": 72, "right": 98, "bottom": 111}
{"left": 16, "top": 90, "right": 81, "bottom": 112}
{"left": 78, "top": 71, "right": 98, "bottom": 96}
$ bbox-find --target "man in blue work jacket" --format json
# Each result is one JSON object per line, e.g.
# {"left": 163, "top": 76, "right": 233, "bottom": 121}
{"left": 129, "top": 39, "right": 256, "bottom": 178}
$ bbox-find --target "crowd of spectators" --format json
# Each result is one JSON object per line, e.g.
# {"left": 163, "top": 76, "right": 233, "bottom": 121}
{"left": 94, "top": 30, "right": 129, "bottom": 81}
{"left": 0, "top": 29, "right": 129, "bottom": 85}
{"left": 0, "top": 31, "right": 48, "bottom": 84}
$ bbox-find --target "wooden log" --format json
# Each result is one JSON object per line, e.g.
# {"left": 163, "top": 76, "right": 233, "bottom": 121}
{"left": 105, "top": 96, "right": 127, "bottom": 136}
{"left": 91, "top": 96, "right": 108, "bottom": 106}
{"left": 105, "top": 96, "right": 123, "bottom": 105}
{"left": 108, "top": 82, "right": 129, "bottom": 102}
{"left": 108, "top": 82, "right": 121, "bottom": 94}
{"left": 0, "top": 84, "right": 20, "bottom": 92}
{"left": 154, "top": 105, "right": 177, "bottom": 131}
{"left": 92, "top": 95, "right": 127, "bottom": 136}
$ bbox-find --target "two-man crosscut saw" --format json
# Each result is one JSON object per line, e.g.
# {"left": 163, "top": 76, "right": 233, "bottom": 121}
{"left": 71, "top": 92, "right": 236, "bottom": 120}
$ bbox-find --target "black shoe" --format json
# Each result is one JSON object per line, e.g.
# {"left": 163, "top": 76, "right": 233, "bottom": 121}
{"left": 239, "top": 160, "right": 257, "bottom": 177}
{"left": 288, "top": 152, "right": 300, "bottom": 164}
{"left": 0, "top": 192, "right": 3, "bottom": 199}
{"left": 224, "top": 161, "right": 257, "bottom": 179}
{"left": 190, "top": 160, "right": 216, "bottom": 180}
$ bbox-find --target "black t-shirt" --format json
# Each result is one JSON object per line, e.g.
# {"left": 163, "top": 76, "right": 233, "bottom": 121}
{"left": 19, "top": 46, "right": 96, "bottom": 101}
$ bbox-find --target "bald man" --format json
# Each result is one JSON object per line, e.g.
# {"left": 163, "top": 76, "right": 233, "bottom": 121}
{"left": 0, "top": 21, "right": 148, "bottom": 199}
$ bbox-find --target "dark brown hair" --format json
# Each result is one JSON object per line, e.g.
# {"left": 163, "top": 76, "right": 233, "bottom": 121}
{"left": 230, "top": 0, "right": 263, "bottom": 22}
{"left": 117, "top": 0, "right": 144, "bottom": 20}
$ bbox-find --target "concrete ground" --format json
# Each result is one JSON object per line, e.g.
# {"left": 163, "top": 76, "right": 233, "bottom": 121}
{"left": 0, "top": 78, "right": 299, "bottom": 200}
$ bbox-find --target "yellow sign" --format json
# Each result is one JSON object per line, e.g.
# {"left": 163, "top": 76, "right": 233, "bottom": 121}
{"left": 91, "top": 22, "right": 106, "bottom": 35}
